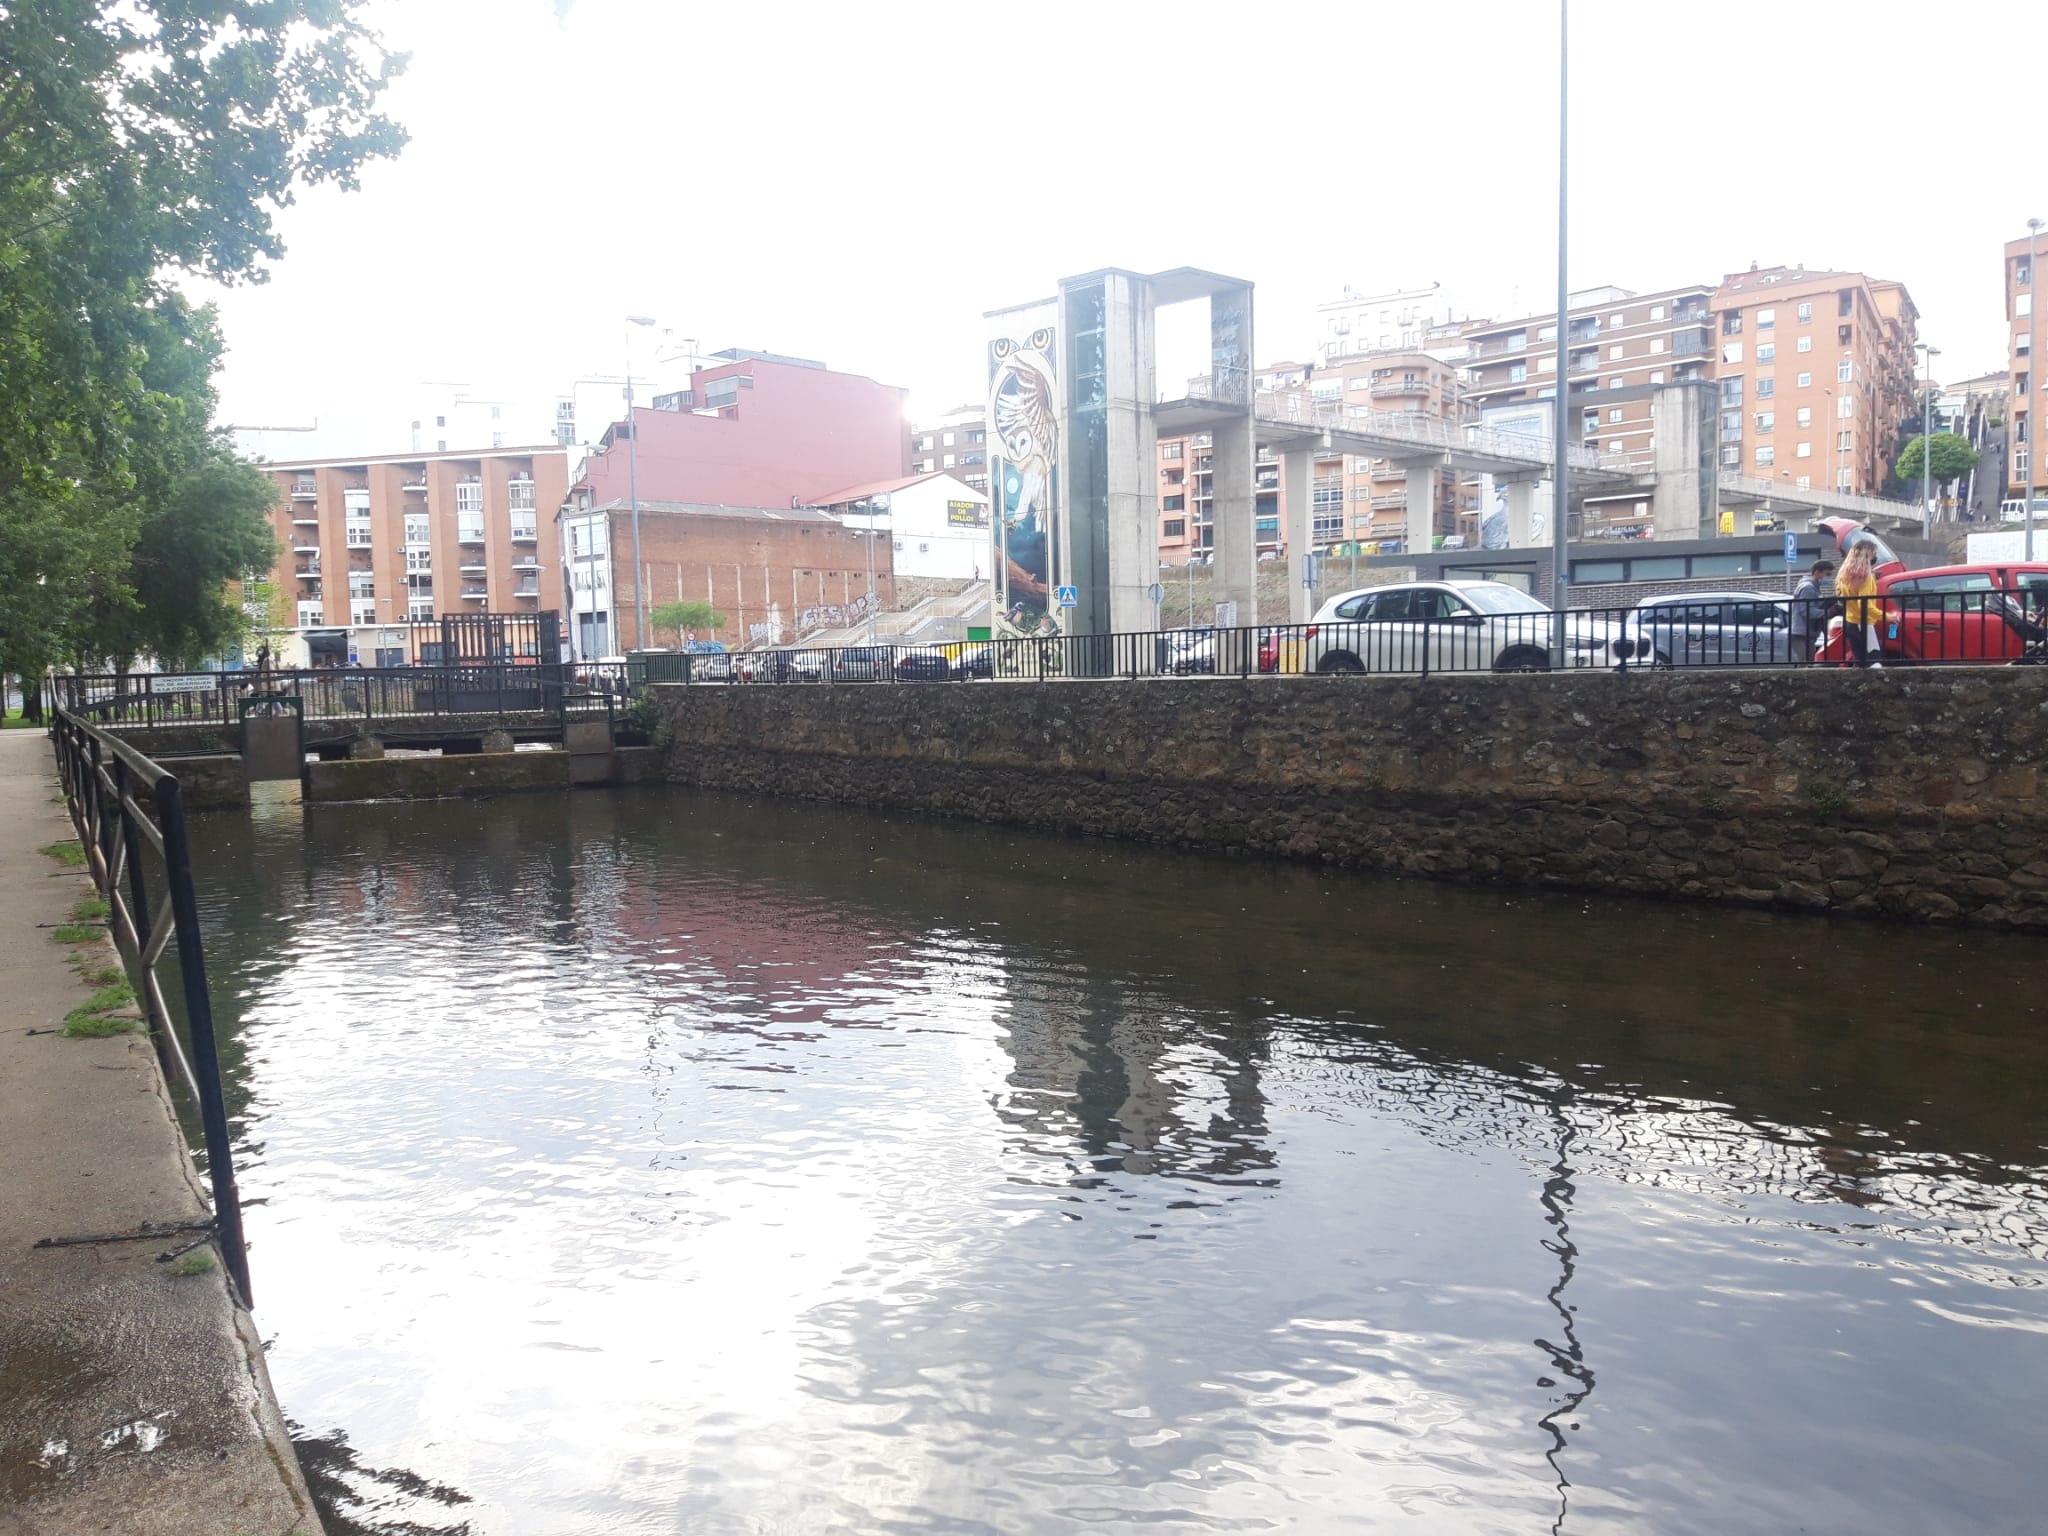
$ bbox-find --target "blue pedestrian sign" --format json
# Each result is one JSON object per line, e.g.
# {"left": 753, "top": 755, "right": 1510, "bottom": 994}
{"left": 1054, "top": 584, "right": 1079, "bottom": 608}
{"left": 1783, "top": 531, "right": 1799, "bottom": 566}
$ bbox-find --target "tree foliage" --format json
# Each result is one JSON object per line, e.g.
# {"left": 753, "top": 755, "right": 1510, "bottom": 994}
{"left": 1893, "top": 432, "right": 1981, "bottom": 485}
{"left": 0, "top": 1, "right": 407, "bottom": 681}
{"left": 650, "top": 601, "right": 729, "bottom": 645}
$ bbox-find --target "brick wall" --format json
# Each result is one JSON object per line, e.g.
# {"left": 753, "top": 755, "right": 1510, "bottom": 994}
{"left": 655, "top": 670, "right": 2048, "bottom": 929}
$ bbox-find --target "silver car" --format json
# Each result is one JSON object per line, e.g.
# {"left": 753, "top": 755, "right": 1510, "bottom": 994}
{"left": 1621, "top": 591, "right": 1796, "bottom": 668}
{"left": 1298, "top": 580, "right": 1622, "bottom": 673}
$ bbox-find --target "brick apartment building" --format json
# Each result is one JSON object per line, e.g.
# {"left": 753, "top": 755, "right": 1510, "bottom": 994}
{"left": 560, "top": 350, "right": 910, "bottom": 656}
{"left": 257, "top": 446, "right": 569, "bottom": 666}
{"left": 907, "top": 406, "right": 990, "bottom": 492}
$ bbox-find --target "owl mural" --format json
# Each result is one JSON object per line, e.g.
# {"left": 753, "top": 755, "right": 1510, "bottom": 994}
{"left": 988, "top": 328, "right": 1059, "bottom": 635}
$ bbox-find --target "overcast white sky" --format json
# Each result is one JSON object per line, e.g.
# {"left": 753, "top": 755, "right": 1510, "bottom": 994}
{"left": 209, "top": 0, "right": 2045, "bottom": 460}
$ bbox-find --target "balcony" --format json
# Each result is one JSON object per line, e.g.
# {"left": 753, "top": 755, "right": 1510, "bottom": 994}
{"left": 292, "top": 539, "right": 320, "bottom": 555}
{"left": 1673, "top": 330, "right": 1712, "bottom": 357}
{"left": 457, "top": 524, "right": 486, "bottom": 545}
{"left": 510, "top": 527, "right": 539, "bottom": 544}
{"left": 296, "top": 562, "right": 321, "bottom": 581}
{"left": 1372, "top": 378, "right": 1428, "bottom": 398}
{"left": 512, "top": 580, "right": 541, "bottom": 598}
{"left": 1469, "top": 334, "right": 1532, "bottom": 359}
{"left": 401, "top": 479, "right": 427, "bottom": 495}
{"left": 460, "top": 559, "right": 486, "bottom": 575}
{"left": 291, "top": 514, "right": 319, "bottom": 527}
{"left": 345, "top": 525, "right": 372, "bottom": 547}
{"left": 511, "top": 556, "right": 541, "bottom": 572}
{"left": 461, "top": 587, "right": 489, "bottom": 602}
{"left": 1370, "top": 492, "right": 1409, "bottom": 509}
{"left": 290, "top": 482, "right": 317, "bottom": 500}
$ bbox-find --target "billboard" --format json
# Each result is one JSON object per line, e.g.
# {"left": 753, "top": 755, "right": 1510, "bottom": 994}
{"left": 947, "top": 499, "right": 989, "bottom": 529}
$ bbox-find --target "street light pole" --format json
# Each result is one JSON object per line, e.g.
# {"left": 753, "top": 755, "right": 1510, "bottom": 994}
{"left": 1549, "top": 0, "right": 1570, "bottom": 654}
{"left": 625, "top": 314, "right": 655, "bottom": 652}
{"left": 1823, "top": 387, "right": 1835, "bottom": 498}
{"left": 2029, "top": 218, "right": 2042, "bottom": 558}
{"left": 1919, "top": 343, "right": 1940, "bottom": 530}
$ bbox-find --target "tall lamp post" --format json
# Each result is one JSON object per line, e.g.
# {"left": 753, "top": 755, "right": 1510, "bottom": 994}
{"left": 1918, "top": 343, "right": 1940, "bottom": 530}
{"left": 624, "top": 314, "right": 655, "bottom": 651}
{"left": 1549, "top": 0, "right": 1570, "bottom": 656}
{"left": 1822, "top": 387, "right": 1836, "bottom": 498}
{"left": 2029, "top": 218, "right": 2042, "bottom": 558}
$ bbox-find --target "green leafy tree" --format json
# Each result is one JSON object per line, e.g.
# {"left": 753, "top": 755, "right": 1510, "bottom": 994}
{"left": 649, "top": 601, "right": 729, "bottom": 647}
{"left": 1893, "top": 432, "right": 1981, "bottom": 485}
{"left": 0, "top": 1, "right": 406, "bottom": 684}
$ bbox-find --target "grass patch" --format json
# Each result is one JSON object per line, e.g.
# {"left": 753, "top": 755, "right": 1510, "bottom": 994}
{"left": 74, "top": 963, "right": 126, "bottom": 988}
{"left": 71, "top": 895, "right": 109, "bottom": 922}
{"left": 50, "top": 924, "right": 101, "bottom": 944}
{"left": 78, "top": 981, "right": 135, "bottom": 1014}
{"left": 63, "top": 1009, "right": 140, "bottom": 1037}
{"left": 3, "top": 707, "right": 38, "bottom": 730}
{"left": 1804, "top": 780, "right": 1852, "bottom": 818}
{"left": 38, "top": 841, "right": 85, "bottom": 867}
{"left": 166, "top": 1249, "right": 216, "bottom": 1277}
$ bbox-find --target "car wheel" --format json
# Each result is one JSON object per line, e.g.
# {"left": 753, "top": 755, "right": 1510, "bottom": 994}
{"left": 1494, "top": 647, "right": 1551, "bottom": 673}
{"left": 1315, "top": 652, "right": 1365, "bottom": 674}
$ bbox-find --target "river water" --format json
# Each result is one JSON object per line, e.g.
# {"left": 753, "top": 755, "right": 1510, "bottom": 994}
{"left": 184, "top": 787, "right": 2048, "bottom": 1536}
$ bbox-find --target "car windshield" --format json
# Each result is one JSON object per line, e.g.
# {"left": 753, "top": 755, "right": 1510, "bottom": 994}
{"left": 1458, "top": 584, "right": 1549, "bottom": 615}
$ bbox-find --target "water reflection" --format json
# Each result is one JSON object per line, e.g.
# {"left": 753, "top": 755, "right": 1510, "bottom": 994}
{"left": 183, "top": 787, "right": 2048, "bottom": 1535}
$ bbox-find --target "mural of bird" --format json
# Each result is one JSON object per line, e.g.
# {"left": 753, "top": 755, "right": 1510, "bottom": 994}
{"left": 989, "top": 329, "right": 1058, "bottom": 619}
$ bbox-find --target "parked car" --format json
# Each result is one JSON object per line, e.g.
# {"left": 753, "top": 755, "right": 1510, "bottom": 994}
{"left": 1814, "top": 561, "right": 2048, "bottom": 665}
{"left": 767, "top": 649, "right": 828, "bottom": 683}
{"left": 892, "top": 644, "right": 993, "bottom": 681}
{"left": 1288, "top": 581, "right": 1623, "bottom": 674}
{"left": 1619, "top": 591, "right": 1796, "bottom": 668}
{"left": 829, "top": 646, "right": 891, "bottom": 683}
{"left": 1156, "top": 627, "right": 1216, "bottom": 675}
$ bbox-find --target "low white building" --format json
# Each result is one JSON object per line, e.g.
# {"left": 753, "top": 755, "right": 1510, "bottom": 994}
{"left": 813, "top": 471, "right": 990, "bottom": 582}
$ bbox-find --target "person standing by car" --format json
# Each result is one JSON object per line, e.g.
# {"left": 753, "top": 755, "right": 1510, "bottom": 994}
{"left": 1835, "top": 543, "right": 1885, "bottom": 669}
{"left": 1788, "top": 559, "right": 1832, "bottom": 663}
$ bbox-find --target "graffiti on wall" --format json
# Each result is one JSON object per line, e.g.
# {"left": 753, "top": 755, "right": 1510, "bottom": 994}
{"left": 989, "top": 327, "right": 1059, "bottom": 637}
{"left": 794, "top": 591, "right": 877, "bottom": 638}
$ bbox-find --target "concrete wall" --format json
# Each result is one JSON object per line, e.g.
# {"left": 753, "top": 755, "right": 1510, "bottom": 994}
{"left": 654, "top": 672, "right": 2048, "bottom": 929}
{"left": 305, "top": 749, "right": 571, "bottom": 803}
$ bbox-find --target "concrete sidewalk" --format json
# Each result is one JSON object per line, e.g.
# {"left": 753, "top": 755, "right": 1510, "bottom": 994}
{"left": 0, "top": 729, "right": 318, "bottom": 1535}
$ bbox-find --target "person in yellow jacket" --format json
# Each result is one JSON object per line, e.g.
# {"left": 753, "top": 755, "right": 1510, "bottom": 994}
{"left": 1834, "top": 541, "right": 1886, "bottom": 668}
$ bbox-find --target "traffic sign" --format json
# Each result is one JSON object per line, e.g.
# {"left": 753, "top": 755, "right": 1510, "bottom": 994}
{"left": 1146, "top": 582, "right": 1163, "bottom": 606}
{"left": 1783, "top": 531, "right": 1799, "bottom": 566}
{"left": 1054, "top": 584, "right": 1079, "bottom": 608}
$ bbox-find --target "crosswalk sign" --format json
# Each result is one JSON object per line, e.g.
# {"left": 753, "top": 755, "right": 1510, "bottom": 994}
{"left": 1054, "top": 584, "right": 1079, "bottom": 608}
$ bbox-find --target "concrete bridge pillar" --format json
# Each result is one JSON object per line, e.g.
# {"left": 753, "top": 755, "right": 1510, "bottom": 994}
{"left": 482, "top": 729, "right": 515, "bottom": 754}
{"left": 1282, "top": 448, "right": 1314, "bottom": 622}
{"left": 349, "top": 733, "right": 385, "bottom": 760}
{"left": 1401, "top": 455, "right": 1442, "bottom": 556}
{"left": 1210, "top": 414, "right": 1258, "bottom": 629}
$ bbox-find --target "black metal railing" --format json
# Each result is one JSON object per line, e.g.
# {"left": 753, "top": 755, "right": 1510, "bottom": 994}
{"left": 647, "top": 593, "right": 2048, "bottom": 685}
{"left": 49, "top": 709, "right": 251, "bottom": 1303}
{"left": 46, "top": 664, "right": 625, "bottom": 727}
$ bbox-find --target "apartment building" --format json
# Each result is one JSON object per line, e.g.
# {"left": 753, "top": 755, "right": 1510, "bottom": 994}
{"left": 2004, "top": 232, "right": 2041, "bottom": 506}
{"left": 907, "top": 407, "right": 990, "bottom": 492}
{"left": 261, "top": 446, "right": 569, "bottom": 663}
{"left": 1314, "top": 283, "right": 1456, "bottom": 367}
{"left": 1714, "top": 265, "right": 1920, "bottom": 504}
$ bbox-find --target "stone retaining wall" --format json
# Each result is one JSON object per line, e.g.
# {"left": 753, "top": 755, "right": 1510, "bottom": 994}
{"left": 653, "top": 671, "right": 2048, "bottom": 929}
{"left": 305, "top": 749, "right": 571, "bottom": 803}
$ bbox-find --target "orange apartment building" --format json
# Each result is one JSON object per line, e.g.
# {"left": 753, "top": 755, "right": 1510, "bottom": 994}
{"left": 2005, "top": 230, "right": 2040, "bottom": 505}
{"left": 259, "top": 445, "right": 569, "bottom": 664}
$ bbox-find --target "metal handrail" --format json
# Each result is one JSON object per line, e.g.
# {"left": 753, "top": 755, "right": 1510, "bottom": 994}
{"left": 49, "top": 709, "right": 251, "bottom": 1304}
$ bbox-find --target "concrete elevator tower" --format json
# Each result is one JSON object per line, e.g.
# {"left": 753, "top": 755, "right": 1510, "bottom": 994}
{"left": 987, "top": 267, "right": 1256, "bottom": 646}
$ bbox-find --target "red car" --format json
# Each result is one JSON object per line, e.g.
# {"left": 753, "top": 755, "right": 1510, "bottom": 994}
{"left": 1814, "top": 557, "right": 2048, "bottom": 664}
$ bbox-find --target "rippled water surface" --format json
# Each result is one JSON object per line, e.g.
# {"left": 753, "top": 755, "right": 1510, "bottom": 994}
{"left": 185, "top": 787, "right": 2048, "bottom": 1535}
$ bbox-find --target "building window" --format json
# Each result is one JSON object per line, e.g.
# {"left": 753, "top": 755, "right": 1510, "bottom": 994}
{"left": 1756, "top": 378, "right": 1776, "bottom": 399}
{"left": 1797, "top": 336, "right": 1813, "bottom": 353}
{"left": 510, "top": 511, "right": 537, "bottom": 541}
{"left": 1756, "top": 412, "right": 1775, "bottom": 434}
{"left": 1757, "top": 342, "right": 1776, "bottom": 362}
{"left": 942, "top": 454, "right": 955, "bottom": 468}
{"left": 405, "top": 511, "right": 430, "bottom": 546}
{"left": 1160, "top": 442, "right": 1182, "bottom": 461}
{"left": 1838, "top": 466, "right": 1853, "bottom": 489}
{"left": 297, "top": 601, "right": 324, "bottom": 627}
{"left": 1838, "top": 290, "right": 1854, "bottom": 317}
{"left": 1797, "top": 372, "right": 1812, "bottom": 388}
{"left": 2020, "top": 293, "right": 2034, "bottom": 318}
{"left": 1838, "top": 429, "right": 1854, "bottom": 451}
{"left": 1721, "top": 410, "right": 1742, "bottom": 442}
{"left": 1648, "top": 337, "right": 1665, "bottom": 354}
{"left": 1838, "top": 396, "right": 1854, "bottom": 420}
{"left": 1837, "top": 360, "right": 1854, "bottom": 382}
{"left": 1723, "top": 341, "right": 1744, "bottom": 364}
{"left": 1608, "top": 344, "right": 1624, "bottom": 360}
{"left": 1507, "top": 362, "right": 1529, "bottom": 383}
{"left": 1649, "top": 370, "right": 1665, "bottom": 384}
{"left": 1649, "top": 304, "right": 1666, "bottom": 321}
{"left": 1757, "top": 308, "right": 1776, "bottom": 329}
{"left": 1720, "top": 445, "right": 1742, "bottom": 467}
{"left": 1723, "top": 312, "right": 1743, "bottom": 335}
{"left": 1163, "top": 494, "right": 1185, "bottom": 512}
{"left": 1720, "top": 377, "right": 1744, "bottom": 405}
{"left": 455, "top": 481, "right": 483, "bottom": 515}
{"left": 1797, "top": 302, "right": 1812, "bottom": 323}
{"left": 1756, "top": 446, "right": 1776, "bottom": 467}
{"left": 1797, "top": 407, "right": 1813, "bottom": 427}
{"left": 1797, "top": 442, "right": 1813, "bottom": 458}
{"left": 1163, "top": 519, "right": 1186, "bottom": 539}
{"left": 942, "top": 432, "right": 955, "bottom": 447}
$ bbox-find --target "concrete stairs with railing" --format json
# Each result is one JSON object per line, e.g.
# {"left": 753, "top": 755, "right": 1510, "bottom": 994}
{"left": 792, "top": 581, "right": 990, "bottom": 650}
